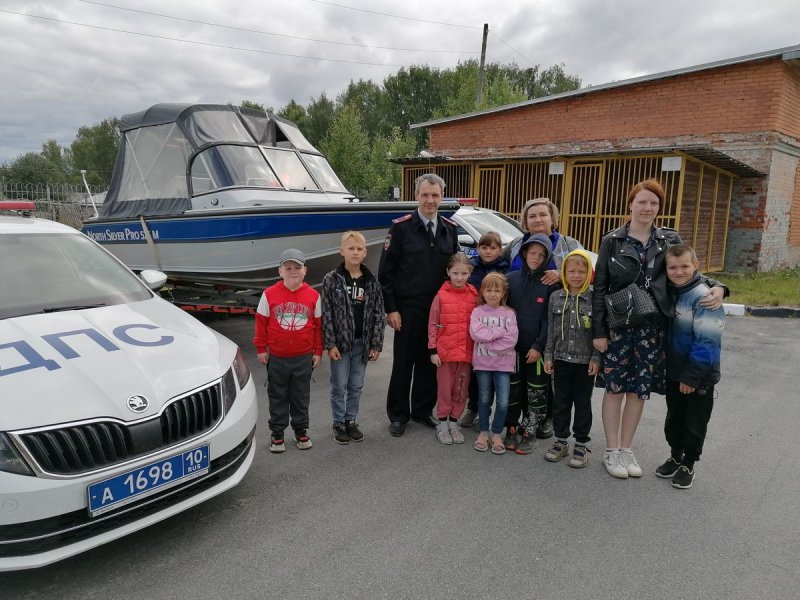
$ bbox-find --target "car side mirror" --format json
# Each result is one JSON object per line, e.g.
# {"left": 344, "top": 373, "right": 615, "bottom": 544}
{"left": 139, "top": 269, "right": 168, "bottom": 290}
{"left": 458, "top": 234, "right": 476, "bottom": 247}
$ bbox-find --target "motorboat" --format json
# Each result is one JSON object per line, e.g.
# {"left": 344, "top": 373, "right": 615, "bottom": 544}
{"left": 81, "top": 103, "right": 447, "bottom": 291}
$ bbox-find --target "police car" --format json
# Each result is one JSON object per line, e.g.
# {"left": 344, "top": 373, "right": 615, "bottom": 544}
{"left": 451, "top": 203, "right": 524, "bottom": 252}
{"left": 0, "top": 202, "right": 258, "bottom": 570}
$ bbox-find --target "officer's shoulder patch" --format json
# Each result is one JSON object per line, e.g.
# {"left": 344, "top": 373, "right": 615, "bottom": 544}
{"left": 383, "top": 233, "right": 392, "bottom": 251}
{"left": 440, "top": 215, "right": 456, "bottom": 226}
{"left": 392, "top": 213, "right": 413, "bottom": 224}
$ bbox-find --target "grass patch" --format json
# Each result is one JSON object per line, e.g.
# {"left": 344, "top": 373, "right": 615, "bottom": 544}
{"left": 712, "top": 268, "right": 800, "bottom": 307}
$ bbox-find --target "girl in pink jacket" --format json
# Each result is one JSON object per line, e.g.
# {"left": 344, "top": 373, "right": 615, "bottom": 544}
{"left": 470, "top": 273, "right": 519, "bottom": 454}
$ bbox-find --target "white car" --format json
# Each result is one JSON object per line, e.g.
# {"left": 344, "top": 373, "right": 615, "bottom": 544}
{"left": 0, "top": 202, "right": 258, "bottom": 571}
{"left": 451, "top": 205, "right": 524, "bottom": 251}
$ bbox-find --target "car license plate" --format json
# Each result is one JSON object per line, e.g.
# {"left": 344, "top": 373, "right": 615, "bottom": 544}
{"left": 87, "top": 445, "right": 210, "bottom": 516}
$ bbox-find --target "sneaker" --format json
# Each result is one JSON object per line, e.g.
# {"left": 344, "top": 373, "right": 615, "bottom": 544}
{"left": 269, "top": 432, "right": 286, "bottom": 453}
{"left": 504, "top": 426, "right": 518, "bottom": 451}
{"left": 671, "top": 465, "right": 695, "bottom": 489}
{"left": 568, "top": 445, "right": 590, "bottom": 468}
{"left": 620, "top": 448, "right": 643, "bottom": 477}
{"left": 515, "top": 432, "right": 535, "bottom": 455}
{"left": 345, "top": 421, "right": 364, "bottom": 442}
{"left": 603, "top": 449, "right": 629, "bottom": 479}
{"left": 295, "top": 430, "right": 313, "bottom": 450}
{"left": 536, "top": 418, "right": 554, "bottom": 439}
{"left": 436, "top": 422, "right": 453, "bottom": 445}
{"left": 655, "top": 457, "right": 681, "bottom": 479}
{"left": 449, "top": 422, "right": 465, "bottom": 444}
{"left": 333, "top": 423, "right": 350, "bottom": 445}
{"left": 545, "top": 439, "right": 570, "bottom": 462}
{"left": 459, "top": 408, "right": 477, "bottom": 428}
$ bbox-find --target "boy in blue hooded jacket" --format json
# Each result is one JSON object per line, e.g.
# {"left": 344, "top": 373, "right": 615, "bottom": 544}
{"left": 504, "top": 233, "right": 559, "bottom": 454}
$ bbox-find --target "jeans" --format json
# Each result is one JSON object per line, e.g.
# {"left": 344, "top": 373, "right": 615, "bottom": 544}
{"left": 665, "top": 380, "right": 715, "bottom": 462}
{"left": 476, "top": 370, "right": 510, "bottom": 435}
{"left": 552, "top": 360, "right": 595, "bottom": 444}
{"left": 329, "top": 339, "right": 367, "bottom": 423}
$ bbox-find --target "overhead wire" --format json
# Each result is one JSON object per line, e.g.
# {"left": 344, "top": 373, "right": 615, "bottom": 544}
{"left": 78, "top": 0, "right": 479, "bottom": 54}
{"left": 0, "top": 9, "right": 408, "bottom": 67}
{"left": 307, "top": 0, "right": 480, "bottom": 29}
{"left": 488, "top": 30, "right": 536, "bottom": 67}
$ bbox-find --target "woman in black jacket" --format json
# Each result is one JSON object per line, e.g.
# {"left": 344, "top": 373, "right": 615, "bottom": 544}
{"left": 592, "top": 179, "right": 724, "bottom": 480}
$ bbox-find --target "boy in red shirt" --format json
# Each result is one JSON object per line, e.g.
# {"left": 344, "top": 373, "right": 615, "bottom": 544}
{"left": 254, "top": 249, "right": 323, "bottom": 453}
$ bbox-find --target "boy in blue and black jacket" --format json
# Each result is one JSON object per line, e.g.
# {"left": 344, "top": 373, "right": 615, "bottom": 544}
{"left": 657, "top": 244, "right": 725, "bottom": 489}
{"left": 504, "top": 233, "right": 559, "bottom": 454}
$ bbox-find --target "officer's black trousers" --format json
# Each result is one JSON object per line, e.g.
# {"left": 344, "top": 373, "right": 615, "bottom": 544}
{"left": 386, "top": 303, "right": 437, "bottom": 423}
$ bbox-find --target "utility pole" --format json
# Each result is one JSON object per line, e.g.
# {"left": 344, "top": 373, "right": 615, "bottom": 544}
{"left": 476, "top": 23, "right": 488, "bottom": 107}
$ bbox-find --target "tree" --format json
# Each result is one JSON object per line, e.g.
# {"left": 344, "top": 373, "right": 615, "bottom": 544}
{"left": 305, "top": 93, "right": 336, "bottom": 147}
{"left": 0, "top": 152, "right": 67, "bottom": 186}
{"left": 70, "top": 118, "right": 121, "bottom": 186}
{"left": 337, "top": 79, "right": 387, "bottom": 141}
{"left": 40, "top": 139, "right": 73, "bottom": 181}
{"left": 382, "top": 65, "right": 447, "bottom": 150}
{"left": 320, "top": 103, "right": 369, "bottom": 193}
{"left": 364, "top": 126, "right": 418, "bottom": 198}
{"left": 277, "top": 99, "right": 308, "bottom": 132}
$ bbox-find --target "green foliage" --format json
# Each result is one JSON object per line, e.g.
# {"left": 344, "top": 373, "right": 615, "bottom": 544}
{"left": 320, "top": 103, "right": 370, "bottom": 192}
{"left": 305, "top": 94, "right": 336, "bottom": 147}
{"left": 70, "top": 118, "right": 121, "bottom": 186}
{"left": 0, "top": 152, "right": 69, "bottom": 185}
{"left": 277, "top": 100, "right": 308, "bottom": 132}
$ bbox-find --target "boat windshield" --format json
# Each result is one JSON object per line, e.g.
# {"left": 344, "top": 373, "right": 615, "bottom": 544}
{"left": 302, "top": 153, "right": 349, "bottom": 193}
{"left": 262, "top": 148, "right": 319, "bottom": 191}
{"left": 0, "top": 232, "right": 152, "bottom": 320}
{"left": 190, "top": 145, "right": 282, "bottom": 193}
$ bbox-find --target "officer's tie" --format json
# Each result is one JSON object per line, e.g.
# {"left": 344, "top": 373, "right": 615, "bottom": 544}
{"left": 426, "top": 221, "right": 434, "bottom": 247}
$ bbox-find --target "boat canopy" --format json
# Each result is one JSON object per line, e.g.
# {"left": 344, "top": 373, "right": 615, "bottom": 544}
{"left": 99, "top": 103, "right": 347, "bottom": 219}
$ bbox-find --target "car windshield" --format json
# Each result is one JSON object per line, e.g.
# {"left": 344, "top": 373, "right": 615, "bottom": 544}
{"left": 0, "top": 232, "right": 152, "bottom": 320}
{"left": 458, "top": 210, "right": 522, "bottom": 244}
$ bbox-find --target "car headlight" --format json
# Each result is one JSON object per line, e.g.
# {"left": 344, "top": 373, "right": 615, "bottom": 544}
{"left": 221, "top": 347, "right": 252, "bottom": 415}
{"left": 232, "top": 347, "right": 251, "bottom": 390}
{"left": 0, "top": 432, "right": 33, "bottom": 476}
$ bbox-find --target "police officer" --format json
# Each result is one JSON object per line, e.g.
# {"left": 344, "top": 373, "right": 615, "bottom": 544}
{"left": 379, "top": 173, "right": 459, "bottom": 436}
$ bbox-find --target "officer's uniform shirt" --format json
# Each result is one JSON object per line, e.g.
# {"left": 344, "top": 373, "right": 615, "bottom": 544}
{"left": 379, "top": 209, "right": 458, "bottom": 313}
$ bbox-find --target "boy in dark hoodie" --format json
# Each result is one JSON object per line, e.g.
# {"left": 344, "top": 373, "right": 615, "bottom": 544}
{"left": 504, "top": 233, "right": 559, "bottom": 454}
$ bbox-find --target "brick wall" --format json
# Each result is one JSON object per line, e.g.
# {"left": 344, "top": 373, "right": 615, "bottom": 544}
{"left": 429, "top": 58, "right": 796, "bottom": 157}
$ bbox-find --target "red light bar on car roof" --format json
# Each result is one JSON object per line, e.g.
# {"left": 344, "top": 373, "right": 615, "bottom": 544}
{"left": 444, "top": 198, "right": 479, "bottom": 205}
{"left": 0, "top": 200, "right": 36, "bottom": 211}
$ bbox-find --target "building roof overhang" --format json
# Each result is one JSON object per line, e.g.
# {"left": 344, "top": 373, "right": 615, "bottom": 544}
{"left": 393, "top": 145, "right": 765, "bottom": 178}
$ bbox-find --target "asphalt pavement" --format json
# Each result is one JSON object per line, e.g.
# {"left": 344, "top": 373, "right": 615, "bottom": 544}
{"left": 2, "top": 314, "right": 799, "bottom": 600}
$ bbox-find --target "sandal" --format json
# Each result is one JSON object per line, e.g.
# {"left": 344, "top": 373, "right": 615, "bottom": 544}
{"left": 473, "top": 432, "right": 490, "bottom": 452}
{"left": 491, "top": 435, "right": 506, "bottom": 455}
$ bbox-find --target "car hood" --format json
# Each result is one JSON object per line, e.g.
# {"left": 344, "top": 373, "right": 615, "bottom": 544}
{"left": 1, "top": 298, "right": 235, "bottom": 430}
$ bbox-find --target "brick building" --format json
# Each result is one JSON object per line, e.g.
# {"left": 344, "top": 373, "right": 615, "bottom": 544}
{"left": 399, "top": 44, "right": 800, "bottom": 272}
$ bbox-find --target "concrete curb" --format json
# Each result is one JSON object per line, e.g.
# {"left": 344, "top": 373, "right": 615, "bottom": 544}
{"left": 724, "top": 303, "right": 800, "bottom": 318}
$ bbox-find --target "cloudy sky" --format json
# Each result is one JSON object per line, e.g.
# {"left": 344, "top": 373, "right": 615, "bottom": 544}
{"left": 1, "top": 0, "right": 798, "bottom": 163}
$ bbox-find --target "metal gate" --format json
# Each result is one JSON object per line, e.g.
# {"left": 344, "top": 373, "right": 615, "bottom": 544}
{"left": 476, "top": 166, "right": 503, "bottom": 212}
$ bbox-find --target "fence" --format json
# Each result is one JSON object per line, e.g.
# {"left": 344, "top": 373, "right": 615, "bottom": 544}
{"left": 0, "top": 180, "right": 107, "bottom": 229}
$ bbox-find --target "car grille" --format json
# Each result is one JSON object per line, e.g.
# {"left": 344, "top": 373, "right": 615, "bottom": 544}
{"left": 16, "top": 380, "right": 223, "bottom": 475}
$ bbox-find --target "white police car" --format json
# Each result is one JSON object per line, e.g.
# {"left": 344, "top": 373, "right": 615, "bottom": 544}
{"left": 451, "top": 204, "right": 524, "bottom": 253}
{"left": 0, "top": 202, "right": 258, "bottom": 570}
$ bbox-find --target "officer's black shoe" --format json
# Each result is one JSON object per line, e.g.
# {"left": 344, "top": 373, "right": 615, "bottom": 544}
{"left": 389, "top": 421, "right": 406, "bottom": 437}
{"left": 411, "top": 415, "right": 439, "bottom": 429}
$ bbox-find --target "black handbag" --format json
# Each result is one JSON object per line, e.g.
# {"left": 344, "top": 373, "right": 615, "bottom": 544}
{"left": 604, "top": 256, "right": 659, "bottom": 330}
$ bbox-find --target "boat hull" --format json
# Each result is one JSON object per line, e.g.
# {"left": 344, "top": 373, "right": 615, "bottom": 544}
{"left": 82, "top": 202, "right": 450, "bottom": 288}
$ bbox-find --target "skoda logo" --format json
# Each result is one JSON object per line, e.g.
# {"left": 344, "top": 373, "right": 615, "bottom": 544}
{"left": 127, "top": 395, "right": 149, "bottom": 413}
